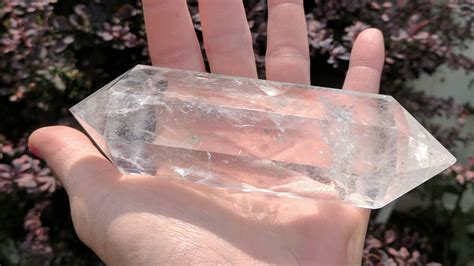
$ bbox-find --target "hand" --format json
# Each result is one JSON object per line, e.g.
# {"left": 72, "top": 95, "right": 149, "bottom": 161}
{"left": 29, "top": 0, "right": 385, "bottom": 264}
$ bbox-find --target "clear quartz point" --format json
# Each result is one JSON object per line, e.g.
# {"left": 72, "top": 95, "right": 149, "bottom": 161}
{"left": 70, "top": 65, "right": 456, "bottom": 208}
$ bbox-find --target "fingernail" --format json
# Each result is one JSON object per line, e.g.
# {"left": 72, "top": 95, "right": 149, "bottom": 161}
{"left": 28, "top": 143, "right": 41, "bottom": 158}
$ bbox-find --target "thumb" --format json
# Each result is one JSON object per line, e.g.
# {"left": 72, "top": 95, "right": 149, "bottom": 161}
{"left": 29, "top": 126, "right": 123, "bottom": 256}
{"left": 28, "top": 126, "right": 120, "bottom": 195}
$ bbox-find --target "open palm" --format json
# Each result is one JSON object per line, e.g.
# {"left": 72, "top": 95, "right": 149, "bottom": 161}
{"left": 30, "top": 0, "right": 385, "bottom": 264}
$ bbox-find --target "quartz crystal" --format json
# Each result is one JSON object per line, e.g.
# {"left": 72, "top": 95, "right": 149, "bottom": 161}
{"left": 70, "top": 65, "right": 456, "bottom": 208}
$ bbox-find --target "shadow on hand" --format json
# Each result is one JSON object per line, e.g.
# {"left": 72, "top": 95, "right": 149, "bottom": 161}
{"left": 66, "top": 155, "right": 369, "bottom": 264}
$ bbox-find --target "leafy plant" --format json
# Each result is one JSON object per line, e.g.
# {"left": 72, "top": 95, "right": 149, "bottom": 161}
{"left": 363, "top": 224, "right": 440, "bottom": 265}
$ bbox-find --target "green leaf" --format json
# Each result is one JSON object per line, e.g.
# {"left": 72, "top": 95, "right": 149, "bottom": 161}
{"left": 460, "top": 186, "right": 474, "bottom": 213}
{"left": 441, "top": 192, "right": 459, "bottom": 211}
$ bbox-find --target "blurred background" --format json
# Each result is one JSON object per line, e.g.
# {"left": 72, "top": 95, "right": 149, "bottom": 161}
{"left": 0, "top": 0, "right": 472, "bottom": 265}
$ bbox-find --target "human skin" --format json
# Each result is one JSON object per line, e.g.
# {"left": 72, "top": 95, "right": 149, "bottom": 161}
{"left": 28, "top": 0, "right": 385, "bottom": 264}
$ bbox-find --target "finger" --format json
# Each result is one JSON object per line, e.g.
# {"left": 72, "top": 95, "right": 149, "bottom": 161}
{"left": 199, "top": 0, "right": 257, "bottom": 77}
{"left": 342, "top": 28, "right": 385, "bottom": 93}
{"left": 266, "top": 0, "right": 310, "bottom": 84}
{"left": 143, "top": 0, "right": 205, "bottom": 71}
{"left": 341, "top": 29, "right": 384, "bottom": 219}
{"left": 28, "top": 126, "right": 120, "bottom": 195}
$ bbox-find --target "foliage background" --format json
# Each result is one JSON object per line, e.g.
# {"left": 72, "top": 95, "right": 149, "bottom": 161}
{"left": 1, "top": 0, "right": 473, "bottom": 265}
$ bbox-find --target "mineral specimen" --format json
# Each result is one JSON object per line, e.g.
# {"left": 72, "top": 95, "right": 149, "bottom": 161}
{"left": 70, "top": 65, "right": 456, "bottom": 208}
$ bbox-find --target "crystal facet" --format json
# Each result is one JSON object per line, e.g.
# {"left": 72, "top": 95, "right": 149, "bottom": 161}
{"left": 70, "top": 65, "right": 456, "bottom": 208}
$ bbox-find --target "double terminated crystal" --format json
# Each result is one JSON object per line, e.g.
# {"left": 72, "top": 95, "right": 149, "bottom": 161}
{"left": 70, "top": 65, "right": 456, "bottom": 208}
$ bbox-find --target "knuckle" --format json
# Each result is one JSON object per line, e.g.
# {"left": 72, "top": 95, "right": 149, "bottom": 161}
{"left": 266, "top": 46, "right": 310, "bottom": 62}
{"left": 268, "top": 0, "right": 304, "bottom": 8}
{"left": 204, "top": 30, "right": 253, "bottom": 55}
{"left": 150, "top": 46, "right": 200, "bottom": 66}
